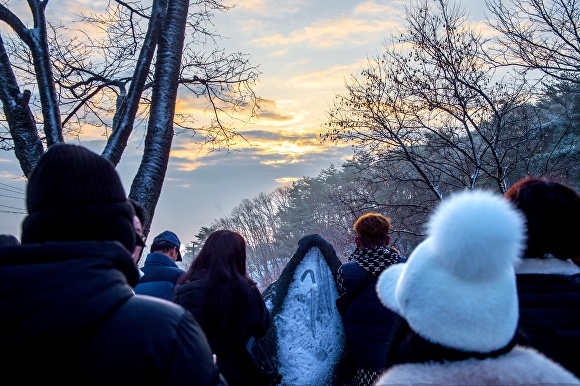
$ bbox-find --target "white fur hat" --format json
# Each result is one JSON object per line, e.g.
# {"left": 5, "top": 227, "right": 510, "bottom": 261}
{"left": 377, "top": 190, "right": 526, "bottom": 353}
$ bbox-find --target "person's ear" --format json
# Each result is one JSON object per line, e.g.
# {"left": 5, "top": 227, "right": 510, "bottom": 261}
{"left": 167, "top": 247, "right": 177, "bottom": 260}
{"left": 354, "top": 236, "right": 361, "bottom": 248}
{"left": 385, "top": 235, "right": 391, "bottom": 246}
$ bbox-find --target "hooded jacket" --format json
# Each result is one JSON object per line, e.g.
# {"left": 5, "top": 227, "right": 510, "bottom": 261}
{"left": 0, "top": 241, "right": 227, "bottom": 386}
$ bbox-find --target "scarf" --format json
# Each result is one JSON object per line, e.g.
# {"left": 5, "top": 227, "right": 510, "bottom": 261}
{"left": 347, "top": 246, "right": 401, "bottom": 277}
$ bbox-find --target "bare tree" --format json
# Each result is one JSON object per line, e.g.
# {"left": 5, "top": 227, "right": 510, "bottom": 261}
{"left": 486, "top": 0, "right": 580, "bottom": 84}
{"left": 211, "top": 191, "right": 282, "bottom": 288}
{"left": 322, "top": 0, "right": 539, "bottom": 201}
{"left": 0, "top": 0, "right": 260, "bottom": 236}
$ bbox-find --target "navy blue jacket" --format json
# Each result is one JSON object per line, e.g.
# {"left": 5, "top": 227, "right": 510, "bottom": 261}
{"left": 134, "top": 252, "right": 184, "bottom": 300}
{"left": 341, "top": 261, "right": 403, "bottom": 372}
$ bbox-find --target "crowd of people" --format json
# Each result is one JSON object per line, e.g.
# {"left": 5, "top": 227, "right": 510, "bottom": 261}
{"left": 0, "top": 142, "right": 579, "bottom": 385}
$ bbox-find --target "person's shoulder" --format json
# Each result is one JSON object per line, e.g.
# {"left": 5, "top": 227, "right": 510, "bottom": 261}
{"left": 174, "top": 273, "right": 204, "bottom": 293}
{"left": 142, "top": 254, "right": 183, "bottom": 271}
{"left": 124, "top": 294, "right": 187, "bottom": 322}
{"left": 341, "top": 260, "right": 359, "bottom": 269}
{"left": 101, "top": 295, "right": 199, "bottom": 346}
{"left": 341, "top": 260, "right": 364, "bottom": 273}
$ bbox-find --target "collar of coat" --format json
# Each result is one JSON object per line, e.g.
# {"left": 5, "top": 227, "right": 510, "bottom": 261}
{"left": 347, "top": 246, "right": 401, "bottom": 277}
{"left": 515, "top": 255, "right": 580, "bottom": 275}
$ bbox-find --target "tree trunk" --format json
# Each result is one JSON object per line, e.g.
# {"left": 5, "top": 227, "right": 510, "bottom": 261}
{"left": 103, "top": 0, "right": 166, "bottom": 166}
{"left": 129, "top": 0, "right": 189, "bottom": 237}
{"left": 0, "top": 33, "right": 44, "bottom": 176}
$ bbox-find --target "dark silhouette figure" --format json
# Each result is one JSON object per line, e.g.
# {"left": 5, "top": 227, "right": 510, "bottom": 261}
{"left": 174, "top": 229, "right": 270, "bottom": 386}
{"left": 505, "top": 177, "right": 580, "bottom": 378}
{"left": 0, "top": 144, "right": 227, "bottom": 385}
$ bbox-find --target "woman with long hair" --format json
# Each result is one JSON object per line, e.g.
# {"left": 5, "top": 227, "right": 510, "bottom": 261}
{"left": 173, "top": 229, "right": 270, "bottom": 386}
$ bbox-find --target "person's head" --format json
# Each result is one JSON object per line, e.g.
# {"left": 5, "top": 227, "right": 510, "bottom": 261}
{"left": 21, "top": 144, "right": 136, "bottom": 253}
{"left": 504, "top": 177, "right": 580, "bottom": 260}
{"left": 0, "top": 234, "right": 20, "bottom": 246}
{"left": 354, "top": 213, "right": 391, "bottom": 248}
{"left": 129, "top": 199, "right": 147, "bottom": 264}
{"left": 151, "top": 230, "right": 182, "bottom": 262}
{"left": 186, "top": 229, "right": 247, "bottom": 279}
{"left": 377, "top": 190, "right": 526, "bottom": 354}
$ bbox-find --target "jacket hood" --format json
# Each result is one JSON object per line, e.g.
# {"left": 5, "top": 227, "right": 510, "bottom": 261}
{"left": 0, "top": 241, "right": 137, "bottom": 345}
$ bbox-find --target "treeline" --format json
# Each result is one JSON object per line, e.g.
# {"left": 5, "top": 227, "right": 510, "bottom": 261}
{"left": 194, "top": 75, "right": 579, "bottom": 286}
{"left": 191, "top": 0, "right": 580, "bottom": 288}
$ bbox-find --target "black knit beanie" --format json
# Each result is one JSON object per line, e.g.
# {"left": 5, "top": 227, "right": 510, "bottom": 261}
{"left": 21, "top": 144, "right": 136, "bottom": 253}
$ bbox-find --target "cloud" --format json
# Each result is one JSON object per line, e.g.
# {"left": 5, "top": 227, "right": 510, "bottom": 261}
{"left": 353, "top": 1, "right": 405, "bottom": 16}
{"left": 251, "top": 17, "right": 399, "bottom": 49}
{"left": 256, "top": 99, "right": 294, "bottom": 122}
{"left": 286, "top": 62, "right": 366, "bottom": 90}
{"left": 167, "top": 122, "right": 353, "bottom": 173}
{"left": 226, "top": 0, "right": 306, "bottom": 15}
{"left": 275, "top": 177, "right": 300, "bottom": 184}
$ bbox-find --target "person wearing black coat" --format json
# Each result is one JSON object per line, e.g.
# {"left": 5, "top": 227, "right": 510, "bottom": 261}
{"left": 505, "top": 177, "right": 580, "bottom": 378}
{"left": 0, "top": 144, "right": 227, "bottom": 386}
{"left": 173, "top": 229, "right": 270, "bottom": 386}
{"left": 335, "top": 213, "right": 404, "bottom": 386}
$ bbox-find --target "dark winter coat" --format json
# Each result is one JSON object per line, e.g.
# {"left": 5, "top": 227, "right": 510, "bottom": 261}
{"left": 336, "top": 247, "right": 403, "bottom": 373}
{"left": 515, "top": 257, "right": 580, "bottom": 378}
{"left": 134, "top": 251, "right": 184, "bottom": 300}
{"left": 173, "top": 270, "right": 270, "bottom": 386}
{"left": 0, "top": 241, "right": 227, "bottom": 386}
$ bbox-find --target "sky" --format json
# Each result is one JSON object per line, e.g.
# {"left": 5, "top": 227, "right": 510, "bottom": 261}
{"left": 0, "top": 0, "right": 487, "bottom": 251}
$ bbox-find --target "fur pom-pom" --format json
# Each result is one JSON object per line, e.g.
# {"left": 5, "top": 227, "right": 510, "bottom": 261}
{"left": 427, "top": 190, "right": 526, "bottom": 280}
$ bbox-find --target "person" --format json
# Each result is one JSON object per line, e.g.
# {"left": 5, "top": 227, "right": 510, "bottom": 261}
{"left": 0, "top": 233, "right": 20, "bottom": 246}
{"left": 134, "top": 230, "right": 185, "bottom": 300}
{"left": 335, "top": 213, "right": 404, "bottom": 386}
{"left": 374, "top": 190, "right": 578, "bottom": 385}
{"left": 129, "top": 198, "right": 148, "bottom": 267}
{"left": 0, "top": 144, "right": 227, "bottom": 385}
{"left": 504, "top": 176, "right": 580, "bottom": 378}
{"left": 173, "top": 229, "right": 271, "bottom": 386}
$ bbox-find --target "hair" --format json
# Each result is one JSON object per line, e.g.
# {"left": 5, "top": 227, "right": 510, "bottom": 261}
{"left": 150, "top": 240, "right": 177, "bottom": 255}
{"left": 0, "top": 234, "right": 20, "bottom": 246}
{"left": 178, "top": 229, "right": 253, "bottom": 341}
{"left": 354, "top": 213, "right": 391, "bottom": 248}
{"left": 504, "top": 177, "right": 580, "bottom": 260}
